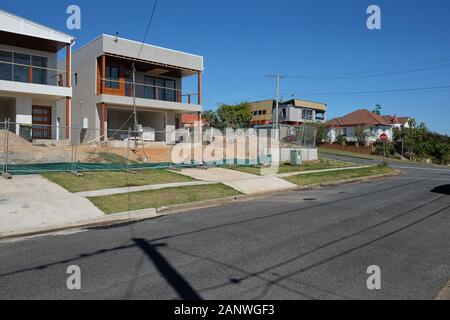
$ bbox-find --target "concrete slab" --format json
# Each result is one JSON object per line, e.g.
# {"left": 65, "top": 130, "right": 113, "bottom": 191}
{"left": 0, "top": 175, "right": 104, "bottom": 234}
{"left": 177, "top": 168, "right": 297, "bottom": 195}
{"left": 177, "top": 168, "right": 260, "bottom": 182}
{"left": 223, "top": 177, "right": 297, "bottom": 195}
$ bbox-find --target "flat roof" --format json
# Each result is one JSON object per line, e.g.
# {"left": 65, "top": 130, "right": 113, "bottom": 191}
{"left": 0, "top": 10, "right": 74, "bottom": 48}
{"left": 101, "top": 34, "right": 203, "bottom": 72}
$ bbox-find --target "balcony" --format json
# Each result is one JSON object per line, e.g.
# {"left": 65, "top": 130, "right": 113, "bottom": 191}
{"left": 99, "top": 78, "right": 198, "bottom": 105}
{"left": 96, "top": 54, "right": 202, "bottom": 112}
{"left": 0, "top": 56, "right": 71, "bottom": 99}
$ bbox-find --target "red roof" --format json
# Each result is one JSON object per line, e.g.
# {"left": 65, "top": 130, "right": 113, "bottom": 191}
{"left": 327, "top": 109, "right": 391, "bottom": 127}
{"left": 181, "top": 114, "right": 199, "bottom": 124}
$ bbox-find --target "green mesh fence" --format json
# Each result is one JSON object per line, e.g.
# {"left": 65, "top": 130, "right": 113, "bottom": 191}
{"left": 5, "top": 156, "right": 272, "bottom": 175}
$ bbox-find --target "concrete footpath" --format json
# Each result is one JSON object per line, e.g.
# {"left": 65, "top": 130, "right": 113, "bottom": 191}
{"left": 176, "top": 168, "right": 298, "bottom": 195}
{"left": 76, "top": 181, "right": 216, "bottom": 198}
{"left": 0, "top": 175, "right": 104, "bottom": 235}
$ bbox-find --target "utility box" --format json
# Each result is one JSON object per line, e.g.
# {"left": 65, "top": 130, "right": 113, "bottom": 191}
{"left": 290, "top": 149, "right": 302, "bottom": 165}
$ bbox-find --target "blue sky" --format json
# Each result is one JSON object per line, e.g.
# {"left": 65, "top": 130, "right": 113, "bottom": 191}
{"left": 2, "top": 0, "right": 450, "bottom": 134}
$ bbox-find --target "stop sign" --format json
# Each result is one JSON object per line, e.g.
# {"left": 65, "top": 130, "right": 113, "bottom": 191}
{"left": 379, "top": 133, "right": 388, "bottom": 142}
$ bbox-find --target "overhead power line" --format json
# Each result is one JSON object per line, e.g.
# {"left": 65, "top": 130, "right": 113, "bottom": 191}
{"left": 137, "top": 0, "right": 159, "bottom": 60}
{"left": 292, "top": 84, "right": 450, "bottom": 97}
{"left": 284, "top": 57, "right": 450, "bottom": 80}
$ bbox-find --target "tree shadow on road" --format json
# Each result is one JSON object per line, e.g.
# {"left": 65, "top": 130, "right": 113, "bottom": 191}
{"left": 431, "top": 185, "right": 450, "bottom": 195}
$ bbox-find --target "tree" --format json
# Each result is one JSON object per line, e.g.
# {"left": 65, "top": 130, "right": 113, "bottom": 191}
{"left": 372, "top": 104, "right": 382, "bottom": 115}
{"left": 392, "top": 123, "right": 450, "bottom": 165}
{"left": 216, "top": 102, "right": 253, "bottom": 129}
{"left": 201, "top": 110, "right": 218, "bottom": 128}
{"left": 312, "top": 122, "right": 329, "bottom": 146}
{"left": 354, "top": 126, "right": 370, "bottom": 147}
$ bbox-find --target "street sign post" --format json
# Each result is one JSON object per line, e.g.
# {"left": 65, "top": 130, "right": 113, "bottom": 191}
{"left": 379, "top": 133, "right": 388, "bottom": 164}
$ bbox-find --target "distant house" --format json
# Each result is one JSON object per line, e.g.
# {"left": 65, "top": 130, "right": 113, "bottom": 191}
{"left": 181, "top": 113, "right": 201, "bottom": 128}
{"left": 382, "top": 115, "right": 411, "bottom": 129}
{"left": 327, "top": 109, "right": 411, "bottom": 144}
{"left": 249, "top": 98, "right": 327, "bottom": 126}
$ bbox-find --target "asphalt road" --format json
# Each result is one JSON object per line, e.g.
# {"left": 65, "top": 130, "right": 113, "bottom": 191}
{"left": 0, "top": 159, "right": 449, "bottom": 300}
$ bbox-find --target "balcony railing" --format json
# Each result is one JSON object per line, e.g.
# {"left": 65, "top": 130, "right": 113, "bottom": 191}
{"left": 99, "top": 78, "right": 199, "bottom": 105}
{"left": 0, "top": 60, "right": 69, "bottom": 87}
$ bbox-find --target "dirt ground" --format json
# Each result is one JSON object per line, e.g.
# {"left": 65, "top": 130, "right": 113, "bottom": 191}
{"left": 1, "top": 132, "right": 260, "bottom": 164}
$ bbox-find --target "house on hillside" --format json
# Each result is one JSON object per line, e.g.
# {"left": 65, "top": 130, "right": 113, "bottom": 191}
{"left": 249, "top": 98, "right": 327, "bottom": 126}
{"left": 327, "top": 109, "right": 411, "bottom": 144}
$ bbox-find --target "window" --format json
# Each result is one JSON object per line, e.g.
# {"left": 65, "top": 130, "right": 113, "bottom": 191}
{"left": 74, "top": 73, "right": 78, "bottom": 86}
{"left": 143, "top": 76, "right": 154, "bottom": 99}
{"left": 165, "top": 79, "right": 175, "bottom": 102}
{"left": 142, "top": 76, "right": 177, "bottom": 102}
{"left": 105, "top": 65, "right": 120, "bottom": 89}
{"left": 302, "top": 109, "right": 314, "bottom": 120}
{"left": 0, "top": 50, "right": 12, "bottom": 81}
{"left": 155, "top": 78, "right": 165, "bottom": 100}
{"left": 282, "top": 108, "right": 287, "bottom": 118}
{"left": 32, "top": 55, "right": 48, "bottom": 85}
{"left": 13, "top": 53, "right": 31, "bottom": 83}
{"left": 124, "top": 71, "right": 133, "bottom": 97}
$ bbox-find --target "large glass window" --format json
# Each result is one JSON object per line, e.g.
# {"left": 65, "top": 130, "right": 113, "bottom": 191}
{"left": 302, "top": 109, "right": 314, "bottom": 120}
{"left": 13, "top": 53, "right": 31, "bottom": 83}
{"left": 143, "top": 76, "right": 154, "bottom": 99}
{"left": 155, "top": 78, "right": 165, "bottom": 100}
{"left": 165, "top": 79, "right": 176, "bottom": 102}
{"left": 0, "top": 50, "right": 12, "bottom": 81}
{"left": 141, "top": 76, "right": 177, "bottom": 102}
{"left": 105, "top": 65, "right": 120, "bottom": 89}
{"left": 32, "top": 56, "right": 48, "bottom": 85}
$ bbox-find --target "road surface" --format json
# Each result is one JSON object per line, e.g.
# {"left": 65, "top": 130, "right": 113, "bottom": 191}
{"left": 0, "top": 159, "right": 449, "bottom": 300}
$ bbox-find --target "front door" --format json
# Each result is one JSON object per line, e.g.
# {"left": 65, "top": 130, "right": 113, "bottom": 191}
{"left": 32, "top": 106, "right": 52, "bottom": 139}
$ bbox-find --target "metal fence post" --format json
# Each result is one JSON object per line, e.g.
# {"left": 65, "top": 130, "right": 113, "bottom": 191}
{"left": 3, "top": 119, "right": 10, "bottom": 173}
{"left": 126, "top": 127, "right": 131, "bottom": 171}
{"left": 71, "top": 126, "right": 77, "bottom": 172}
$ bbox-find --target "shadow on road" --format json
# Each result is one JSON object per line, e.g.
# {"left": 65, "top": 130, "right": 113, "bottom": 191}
{"left": 133, "top": 238, "right": 202, "bottom": 300}
{"left": 431, "top": 185, "right": 450, "bottom": 195}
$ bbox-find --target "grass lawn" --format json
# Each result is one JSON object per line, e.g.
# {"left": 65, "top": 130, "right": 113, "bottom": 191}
{"left": 284, "top": 166, "right": 394, "bottom": 186}
{"left": 42, "top": 169, "right": 195, "bottom": 193}
{"left": 224, "top": 159, "right": 359, "bottom": 176}
{"left": 318, "top": 147, "right": 377, "bottom": 160}
{"left": 88, "top": 183, "right": 240, "bottom": 214}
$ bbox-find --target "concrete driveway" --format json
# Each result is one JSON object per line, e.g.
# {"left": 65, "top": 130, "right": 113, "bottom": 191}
{"left": 177, "top": 168, "right": 297, "bottom": 195}
{"left": 0, "top": 175, "right": 104, "bottom": 235}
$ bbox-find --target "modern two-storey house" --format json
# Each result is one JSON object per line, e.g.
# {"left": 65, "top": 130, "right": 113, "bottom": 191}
{"left": 249, "top": 98, "right": 327, "bottom": 126}
{"left": 0, "top": 10, "right": 74, "bottom": 140}
{"left": 69, "top": 34, "right": 203, "bottom": 143}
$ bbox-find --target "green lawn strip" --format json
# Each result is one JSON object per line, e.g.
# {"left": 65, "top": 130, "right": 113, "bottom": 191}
{"left": 224, "top": 159, "right": 358, "bottom": 176}
{"left": 284, "top": 166, "right": 393, "bottom": 186}
{"left": 42, "top": 169, "right": 196, "bottom": 193}
{"left": 318, "top": 147, "right": 378, "bottom": 160}
{"left": 88, "top": 183, "right": 241, "bottom": 214}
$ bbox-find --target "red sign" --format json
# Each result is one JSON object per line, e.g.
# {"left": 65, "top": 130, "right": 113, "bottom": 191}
{"left": 379, "top": 133, "right": 388, "bottom": 142}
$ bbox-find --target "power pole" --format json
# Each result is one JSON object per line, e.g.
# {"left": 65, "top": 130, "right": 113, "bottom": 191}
{"left": 132, "top": 63, "right": 138, "bottom": 150}
{"left": 266, "top": 74, "right": 285, "bottom": 139}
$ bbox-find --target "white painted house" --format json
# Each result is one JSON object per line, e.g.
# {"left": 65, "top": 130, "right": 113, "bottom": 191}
{"left": 327, "top": 109, "right": 411, "bottom": 144}
{"left": 66, "top": 34, "right": 203, "bottom": 144}
{"left": 0, "top": 10, "right": 74, "bottom": 140}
